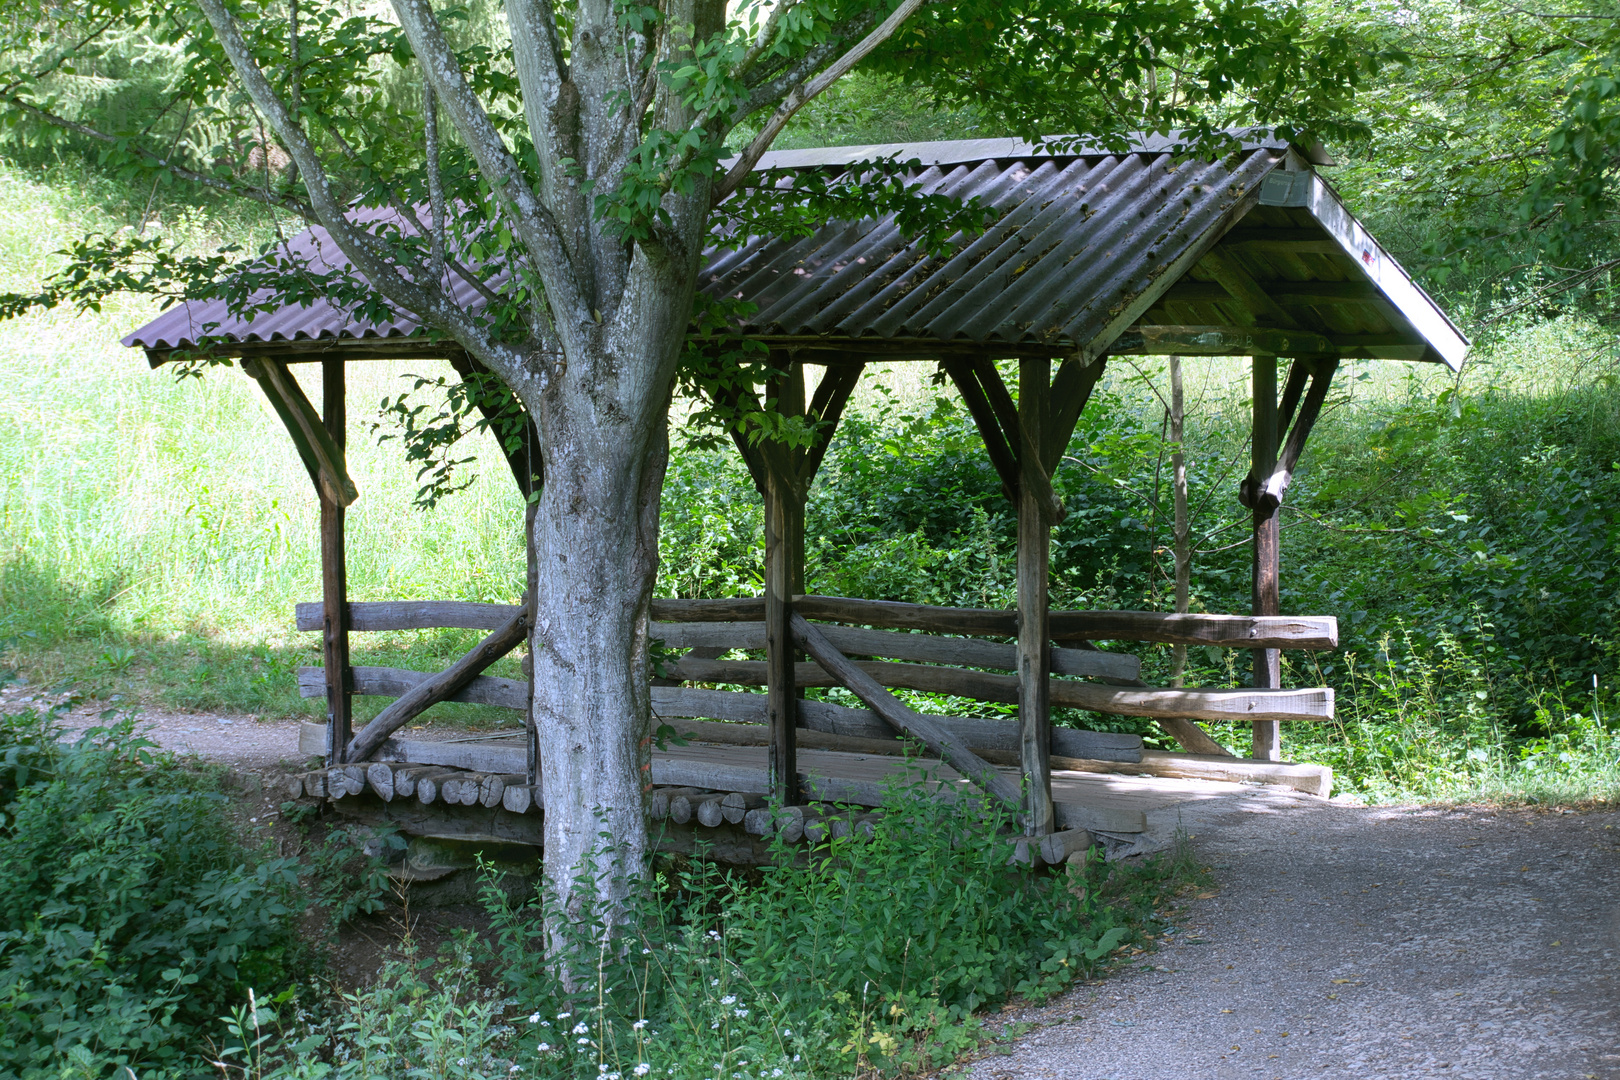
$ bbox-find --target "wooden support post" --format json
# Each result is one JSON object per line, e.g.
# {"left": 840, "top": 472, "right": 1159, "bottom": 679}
{"left": 1250, "top": 354, "right": 1282, "bottom": 762}
{"left": 1017, "top": 358, "right": 1054, "bottom": 835}
{"left": 764, "top": 361, "right": 806, "bottom": 806}
{"left": 442, "top": 353, "right": 543, "bottom": 785}
{"left": 321, "top": 360, "right": 352, "bottom": 765}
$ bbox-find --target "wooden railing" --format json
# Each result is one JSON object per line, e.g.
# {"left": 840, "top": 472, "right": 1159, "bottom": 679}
{"left": 295, "top": 594, "right": 1338, "bottom": 801}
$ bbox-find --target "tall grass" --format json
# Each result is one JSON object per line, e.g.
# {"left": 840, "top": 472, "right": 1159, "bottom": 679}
{"left": 0, "top": 162, "right": 529, "bottom": 720}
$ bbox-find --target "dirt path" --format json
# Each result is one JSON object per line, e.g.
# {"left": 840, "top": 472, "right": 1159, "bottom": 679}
{"left": 0, "top": 682, "right": 504, "bottom": 771}
{"left": 966, "top": 802, "right": 1619, "bottom": 1080}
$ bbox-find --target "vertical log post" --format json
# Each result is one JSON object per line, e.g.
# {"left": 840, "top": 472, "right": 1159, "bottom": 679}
{"left": 320, "top": 360, "right": 353, "bottom": 765}
{"left": 1250, "top": 354, "right": 1282, "bottom": 762}
{"left": 764, "top": 360, "right": 806, "bottom": 806}
{"left": 1017, "top": 358, "right": 1054, "bottom": 835}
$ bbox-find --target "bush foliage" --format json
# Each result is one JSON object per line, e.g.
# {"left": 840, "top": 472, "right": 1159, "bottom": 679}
{"left": 0, "top": 708, "right": 308, "bottom": 1078}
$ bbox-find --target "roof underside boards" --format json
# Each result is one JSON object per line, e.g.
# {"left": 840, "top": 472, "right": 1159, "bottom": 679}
{"left": 122, "top": 135, "right": 1466, "bottom": 370}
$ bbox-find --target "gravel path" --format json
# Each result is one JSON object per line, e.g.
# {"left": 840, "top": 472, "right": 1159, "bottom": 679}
{"left": 0, "top": 681, "right": 500, "bottom": 770}
{"left": 966, "top": 802, "right": 1619, "bottom": 1080}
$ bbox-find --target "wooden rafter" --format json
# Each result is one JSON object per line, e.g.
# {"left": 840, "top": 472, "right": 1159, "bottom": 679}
{"left": 1160, "top": 280, "right": 1379, "bottom": 304}
{"left": 1198, "top": 248, "right": 1304, "bottom": 331}
{"left": 1115, "top": 324, "right": 1425, "bottom": 357}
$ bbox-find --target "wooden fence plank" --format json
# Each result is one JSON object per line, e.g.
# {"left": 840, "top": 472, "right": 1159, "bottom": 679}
{"left": 295, "top": 600, "right": 521, "bottom": 632}
{"left": 653, "top": 704, "right": 1143, "bottom": 763}
{"left": 298, "top": 666, "right": 527, "bottom": 709}
{"left": 651, "top": 620, "right": 1141, "bottom": 681}
{"left": 302, "top": 597, "right": 1335, "bottom": 650}
{"left": 665, "top": 657, "right": 1333, "bottom": 723}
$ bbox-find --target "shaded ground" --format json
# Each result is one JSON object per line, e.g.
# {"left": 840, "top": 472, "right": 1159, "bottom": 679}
{"left": 963, "top": 802, "right": 1619, "bottom": 1080}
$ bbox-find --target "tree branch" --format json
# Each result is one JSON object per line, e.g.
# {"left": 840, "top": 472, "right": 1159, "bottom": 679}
{"left": 3, "top": 94, "right": 315, "bottom": 218}
{"left": 391, "top": 0, "right": 591, "bottom": 346}
{"left": 715, "top": 0, "right": 929, "bottom": 203}
{"left": 196, "top": 0, "right": 519, "bottom": 373}
{"left": 733, "top": 0, "right": 804, "bottom": 81}
{"left": 423, "top": 74, "right": 447, "bottom": 288}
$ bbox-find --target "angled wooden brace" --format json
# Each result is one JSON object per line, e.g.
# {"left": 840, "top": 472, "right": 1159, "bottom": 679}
{"left": 1257, "top": 358, "right": 1338, "bottom": 510}
{"left": 242, "top": 358, "right": 357, "bottom": 507}
{"left": 1041, "top": 355, "right": 1108, "bottom": 471}
{"left": 965, "top": 356, "right": 1067, "bottom": 525}
{"left": 796, "top": 362, "right": 864, "bottom": 486}
{"left": 942, "top": 357, "right": 1021, "bottom": 504}
{"left": 446, "top": 353, "right": 543, "bottom": 499}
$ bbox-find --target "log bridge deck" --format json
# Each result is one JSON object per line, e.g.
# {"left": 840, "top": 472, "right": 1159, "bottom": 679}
{"left": 290, "top": 595, "right": 1337, "bottom": 865}
{"left": 293, "top": 723, "right": 1328, "bottom": 863}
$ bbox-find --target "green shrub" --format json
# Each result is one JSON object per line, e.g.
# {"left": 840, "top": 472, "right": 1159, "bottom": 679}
{"left": 0, "top": 709, "right": 308, "bottom": 1078}
{"left": 480, "top": 767, "right": 1133, "bottom": 1078}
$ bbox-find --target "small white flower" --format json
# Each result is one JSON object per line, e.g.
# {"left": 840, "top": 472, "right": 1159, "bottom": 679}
{"left": 597, "top": 1067, "right": 608, "bottom": 1076}
{"left": 720, "top": 995, "right": 737, "bottom": 1006}
{"left": 711, "top": 1021, "right": 721, "bottom": 1030}
{"left": 578, "top": 1037, "right": 591, "bottom": 1046}
{"left": 541, "top": 1020, "right": 551, "bottom": 1027}
{"left": 573, "top": 1022, "right": 591, "bottom": 1035}
{"left": 632, "top": 1019, "right": 648, "bottom": 1031}
{"left": 641, "top": 947, "right": 652, "bottom": 955}
{"left": 734, "top": 1008, "right": 749, "bottom": 1018}
{"left": 782, "top": 1030, "right": 792, "bottom": 1037}
{"left": 529, "top": 1013, "right": 542, "bottom": 1024}
{"left": 792, "top": 1056, "right": 800, "bottom": 1062}
{"left": 772, "top": 1071, "right": 783, "bottom": 1078}
{"left": 558, "top": 1012, "right": 572, "bottom": 1020}
{"left": 537, "top": 1043, "right": 552, "bottom": 1053}
{"left": 711, "top": 978, "right": 720, "bottom": 986}
{"left": 634, "top": 1067, "right": 651, "bottom": 1077}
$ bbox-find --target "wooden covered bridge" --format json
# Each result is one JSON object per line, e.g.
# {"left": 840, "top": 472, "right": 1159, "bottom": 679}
{"left": 123, "top": 132, "right": 1468, "bottom": 863}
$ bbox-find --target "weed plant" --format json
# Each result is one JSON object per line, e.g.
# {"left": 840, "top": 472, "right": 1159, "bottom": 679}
{"left": 478, "top": 771, "right": 1131, "bottom": 1079}
{"left": 0, "top": 706, "right": 309, "bottom": 1078}
{"left": 217, "top": 767, "right": 1177, "bottom": 1080}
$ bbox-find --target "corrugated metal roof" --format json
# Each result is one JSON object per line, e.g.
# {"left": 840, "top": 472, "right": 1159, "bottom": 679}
{"left": 123, "top": 132, "right": 1463, "bottom": 367}
{"left": 706, "top": 149, "right": 1280, "bottom": 350}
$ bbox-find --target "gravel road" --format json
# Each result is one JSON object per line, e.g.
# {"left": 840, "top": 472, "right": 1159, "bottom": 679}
{"left": 965, "top": 802, "right": 1619, "bottom": 1080}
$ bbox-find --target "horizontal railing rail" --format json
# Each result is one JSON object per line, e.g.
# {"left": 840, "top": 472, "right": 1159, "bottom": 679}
{"left": 298, "top": 595, "right": 1338, "bottom": 650}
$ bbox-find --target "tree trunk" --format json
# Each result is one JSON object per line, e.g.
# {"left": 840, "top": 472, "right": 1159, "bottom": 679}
{"left": 527, "top": 405, "right": 670, "bottom": 929}
{"left": 519, "top": 255, "right": 696, "bottom": 932}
